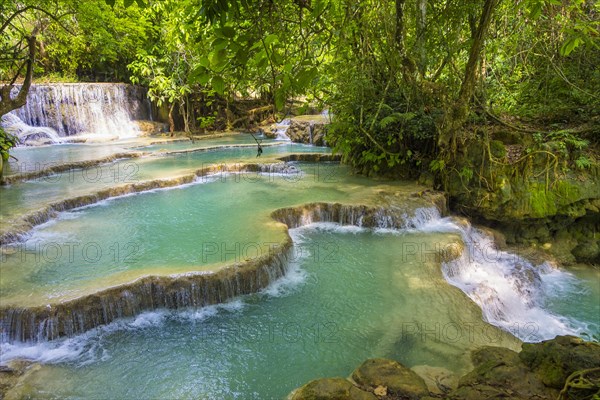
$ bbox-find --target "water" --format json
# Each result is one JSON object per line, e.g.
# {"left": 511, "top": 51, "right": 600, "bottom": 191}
{"left": 0, "top": 163, "right": 405, "bottom": 307}
{"left": 0, "top": 114, "right": 62, "bottom": 145}
{"left": 0, "top": 136, "right": 598, "bottom": 399}
{"left": 2, "top": 84, "right": 151, "bottom": 143}
{"left": 1, "top": 227, "right": 521, "bottom": 399}
{"left": 0, "top": 142, "right": 330, "bottom": 222}
{"left": 274, "top": 119, "right": 291, "bottom": 141}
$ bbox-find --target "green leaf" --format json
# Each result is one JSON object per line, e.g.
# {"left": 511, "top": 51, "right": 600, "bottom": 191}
{"left": 210, "top": 49, "right": 228, "bottom": 68}
{"left": 312, "top": 0, "right": 327, "bottom": 17}
{"left": 220, "top": 26, "right": 235, "bottom": 38}
{"left": 560, "top": 36, "right": 582, "bottom": 56}
{"left": 198, "top": 56, "right": 210, "bottom": 68}
{"left": 105, "top": 0, "right": 116, "bottom": 7}
{"left": 264, "top": 34, "right": 279, "bottom": 46}
{"left": 274, "top": 89, "right": 285, "bottom": 111}
{"left": 212, "top": 37, "right": 228, "bottom": 50}
{"left": 211, "top": 75, "right": 226, "bottom": 95}
{"left": 123, "top": 0, "right": 134, "bottom": 7}
{"left": 189, "top": 66, "right": 211, "bottom": 85}
{"left": 294, "top": 67, "right": 317, "bottom": 89}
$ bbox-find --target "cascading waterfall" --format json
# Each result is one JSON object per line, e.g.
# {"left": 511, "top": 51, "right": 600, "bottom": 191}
{"left": 0, "top": 113, "right": 62, "bottom": 144}
{"left": 417, "top": 215, "right": 589, "bottom": 341}
{"left": 0, "top": 196, "right": 590, "bottom": 344}
{"left": 0, "top": 204, "right": 445, "bottom": 343}
{"left": 274, "top": 118, "right": 292, "bottom": 141}
{"left": 2, "top": 83, "right": 152, "bottom": 143}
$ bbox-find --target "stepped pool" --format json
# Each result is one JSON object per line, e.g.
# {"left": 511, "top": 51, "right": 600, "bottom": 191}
{"left": 0, "top": 136, "right": 598, "bottom": 399}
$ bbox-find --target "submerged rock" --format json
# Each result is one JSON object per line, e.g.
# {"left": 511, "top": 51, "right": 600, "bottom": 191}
{"left": 290, "top": 378, "right": 376, "bottom": 400}
{"left": 351, "top": 358, "right": 429, "bottom": 399}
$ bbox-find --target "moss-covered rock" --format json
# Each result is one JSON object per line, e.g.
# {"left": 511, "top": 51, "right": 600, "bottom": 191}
{"left": 451, "top": 346, "right": 555, "bottom": 400}
{"left": 571, "top": 240, "right": 600, "bottom": 262}
{"left": 519, "top": 335, "right": 600, "bottom": 389}
{"left": 351, "top": 358, "right": 429, "bottom": 399}
{"left": 290, "top": 378, "right": 377, "bottom": 400}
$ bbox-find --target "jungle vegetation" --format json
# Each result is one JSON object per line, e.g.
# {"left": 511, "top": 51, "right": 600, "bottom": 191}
{"left": 1, "top": 0, "right": 598, "bottom": 184}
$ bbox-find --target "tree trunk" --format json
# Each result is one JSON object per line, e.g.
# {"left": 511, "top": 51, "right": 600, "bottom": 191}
{"left": 168, "top": 103, "right": 175, "bottom": 135}
{"left": 0, "top": 32, "right": 37, "bottom": 117}
{"left": 438, "top": 0, "right": 498, "bottom": 153}
{"left": 415, "top": 0, "right": 427, "bottom": 78}
{"left": 395, "top": 0, "right": 406, "bottom": 55}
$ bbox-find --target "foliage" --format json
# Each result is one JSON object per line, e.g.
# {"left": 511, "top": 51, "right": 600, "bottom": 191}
{"left": 2, "top": 0, "right": 597, "bottom": 182}
{"left": 0, "top": 127, "right": 17, "bottom": 162}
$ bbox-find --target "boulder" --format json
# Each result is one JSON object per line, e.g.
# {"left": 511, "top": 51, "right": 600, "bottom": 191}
{"left": 519, "top": 335, "right": 600, "bottom": 389}
{"left": 267, "top": 116, "right": 329, "bottom": 145}
{"left": 351, "top": 358, "right": 429, "bottom": 399}
{"left": 451, "top": 346, "right": 555, "bottom": 400}
{"left": 290, "top": 378, "right": 377, "bottom": 400}
{"left": 571, "top": 240, "right": 600, "bottom": 263}
{"left": 134, "top": 120, "right": 169, "bottom": 135}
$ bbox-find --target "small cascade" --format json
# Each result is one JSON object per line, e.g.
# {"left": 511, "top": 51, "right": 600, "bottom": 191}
{"left": 308, "top": 122, "right": 314, "bottom": 145}
{"left": 0, "top": 113, "right": 62, "bottom": 145}
{"left": 271, "top": 204, "right": 442, "bottom": 231}
{"left": 274, "top": 118, "right": 292, "bottom": 141}
{"left": 0, "top": 242, "right": 293, "bottom": 343}
{"left": 3, "top": 83, "right": 152, "bottom": 142}
{"left": 417, "top": 217, "right": 586, "bottom": 341}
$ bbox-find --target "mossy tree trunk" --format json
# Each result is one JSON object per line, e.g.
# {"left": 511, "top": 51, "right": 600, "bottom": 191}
{"left": 438, "top": 0, "right": 498, "bottom": 155}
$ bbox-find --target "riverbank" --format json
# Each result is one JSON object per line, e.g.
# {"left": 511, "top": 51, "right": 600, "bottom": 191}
{"left": 289, "top": 336, "right": 600, "bottom": 399}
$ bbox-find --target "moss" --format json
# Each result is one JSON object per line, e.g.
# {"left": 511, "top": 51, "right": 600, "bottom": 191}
{"left": 490, "top": 140, "right": 507, "bottom": 158}
{"left": 527, "top": 183, "right": 557, "bottom": 218}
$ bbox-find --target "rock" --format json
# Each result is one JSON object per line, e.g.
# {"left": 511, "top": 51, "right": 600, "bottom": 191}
{"left": 571, "top": 240, "right": 600, "bottom": 262}
{"left": 373, "top": 385, "right": 387, "bottom": 396}
{"left": 411, "top": 365, "right": 457, "bottom": 394}
{"left": 268, "top": 116, "right": 329, "bottom": 145}
{"left": 134, "top": 120, "right": 169, "bottom": 135}
{"left": 519, "top": 335, "right": 600, "bottom": 389}
{"left": 351, "top": 358, "right": 429, "bottom": 399}
{"left": 451, "top": 346, "right": 555, "bottom": 400}
{"left": 290, "top": 378, "right": 377, "bottom": 400}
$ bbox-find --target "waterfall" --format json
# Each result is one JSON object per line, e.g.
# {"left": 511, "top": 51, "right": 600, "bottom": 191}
{"left": 2, "top": 83, "right": 151, "bottom": 142}
{"left": 417, "top": 216, "right": 587, "bottom": 341}
{"left": 0, "top": 113, "right": 62, "bottom": 144}
{"left": 274, "top": 118, "right": 291, "bottom": 141}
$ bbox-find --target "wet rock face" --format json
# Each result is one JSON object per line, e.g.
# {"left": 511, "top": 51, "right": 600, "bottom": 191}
{"left": 449, "top": 336, "right": 600, "bottom": 400}
{"left": 285, "top": 120, "right": 328, "bottom": 145}
{"left": 266, "top": 117, "right": 329, "bottom": 145}
{"left": 351, "top": 358, "right": 429, "bottom": 399}
{"left": 571, "top": 240, "right": 600, "bottom": 263}
{"left": 519, "top": 335, "right": 600, "bottom": 389}
{"left": 290, "top": 336, "right": 600, "bottom": 400}
{"left": 133, "top": 120, "right": 169, "bottom": 135}
{"left": 290, "top": 378, "right": 377, "bottom": 400}
{"left": 451, "top": 346, "right": 555, "bottom": 400}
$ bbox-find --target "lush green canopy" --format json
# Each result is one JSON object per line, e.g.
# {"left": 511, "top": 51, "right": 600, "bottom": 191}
{"left": 1, "top": 0, "right": 598, "bottom": 175}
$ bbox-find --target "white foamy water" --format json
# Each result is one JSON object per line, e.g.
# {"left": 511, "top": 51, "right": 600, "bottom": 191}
{"left": 3, "top": 84, "right": 151, "bottom": 144}
{"left": 1, "top": 208, "right": 592, "bottom": 368}
{"left": 274, "top": 118, "right": 292, "bottom": 141}
{"left": 1, "top": 113, "right": 62, "bottom": 144}
{"left": 0, "top": 300, "right": 247, "bottom": 366}
{"left": 416, "top": 215, "right": 589, "bottom": 341}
